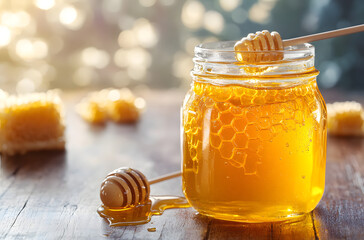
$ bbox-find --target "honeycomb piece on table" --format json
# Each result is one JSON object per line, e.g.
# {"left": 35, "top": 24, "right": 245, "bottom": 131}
{"left": 76, "top": 88, "right": 145, "bottom": 124}
{"left": 0, "top": 90, "right": 65, "bottom": 155}
{"left": 327, "top": 101, "right": 364, "bottom": 136}
{"left": 76, "top": 92, "right": 107, "bottom": 124}
{"left": 106, "top": 88, "right": 144, "bottom": 123}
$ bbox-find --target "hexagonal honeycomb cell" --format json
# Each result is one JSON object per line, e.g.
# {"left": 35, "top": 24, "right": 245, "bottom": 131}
{"left": 183, "top": 79, "right": 322, "bottom": 176}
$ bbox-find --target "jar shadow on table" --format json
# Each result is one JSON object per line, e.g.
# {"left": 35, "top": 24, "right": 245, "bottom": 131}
{"left": 0, "top": 150, "right": 66, "bottom": 178}
{"left": 195, "top": 212, "right": 327, "bottom": 239}
{"left": 328, "top": 136, "right": 364, "bottom": 155}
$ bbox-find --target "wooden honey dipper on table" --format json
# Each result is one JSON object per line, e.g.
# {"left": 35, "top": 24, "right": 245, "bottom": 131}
{"left": 234, "top": 24, "right": 364, "bottom": 62}
{"left": 100, "top": 167, "right": 182, "bottom": 208}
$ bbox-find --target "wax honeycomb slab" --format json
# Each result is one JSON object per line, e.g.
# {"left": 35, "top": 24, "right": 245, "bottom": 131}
{"left": 0, "top": 90, "right": 65, "bottom": 155}
{"left": 327, "top": 101, "right": 364, "bottom": 136}
{"left": 76, "top": 88, "right": 145, "bottom": 124}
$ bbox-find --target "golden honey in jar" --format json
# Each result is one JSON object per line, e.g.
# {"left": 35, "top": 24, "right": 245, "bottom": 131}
{"left": 181, "top": 41, "right": 327, "bottom": 222}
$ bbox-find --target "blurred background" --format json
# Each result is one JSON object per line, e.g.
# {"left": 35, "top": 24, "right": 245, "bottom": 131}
{"left": 0, "top": 0, "right": 363, "bottom": 94}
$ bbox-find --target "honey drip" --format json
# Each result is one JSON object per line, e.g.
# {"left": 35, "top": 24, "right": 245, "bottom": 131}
{"left": 97, "top": 195, "right": 190, "bottom": 226}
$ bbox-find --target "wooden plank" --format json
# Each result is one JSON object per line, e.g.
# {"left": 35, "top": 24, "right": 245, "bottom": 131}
{"left": 312, "top": 137, "right": 364, "bottom": 240}
{"left": 0, "top": 90, "right": 363, "bottom": 239}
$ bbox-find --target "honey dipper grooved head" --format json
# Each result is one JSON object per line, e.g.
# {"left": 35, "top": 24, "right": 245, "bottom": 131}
{"left": 234, "top": 30, "right": 284, "bottom": 63}
{"left": 100, "top": 167, "right": 150, "bottom": 208}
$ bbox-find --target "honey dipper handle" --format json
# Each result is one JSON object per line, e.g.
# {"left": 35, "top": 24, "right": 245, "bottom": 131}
{"left": 149, "top": 171, "right": 182, "bottom": 185}
{"left": 283, "top": 24, "right": 364, "bottom": 47}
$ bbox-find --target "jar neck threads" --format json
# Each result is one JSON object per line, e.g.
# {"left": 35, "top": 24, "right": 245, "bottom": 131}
{"left": 192, "top": 41, "right": 318, "bottom": 88}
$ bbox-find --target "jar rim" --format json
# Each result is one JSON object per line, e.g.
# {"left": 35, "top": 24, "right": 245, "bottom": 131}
{"left": 194, "top": 41, "right": 314, "bottom": 55}
{"left": 192, "top": 41, "right": 317, "bottom": 82}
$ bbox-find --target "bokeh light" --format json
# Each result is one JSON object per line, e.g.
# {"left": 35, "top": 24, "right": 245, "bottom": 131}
{"left": 118, "top": 30, "right": 138, "bottom": 48}
{"left": 248, "top": 0, "right": 278, "bottom": 24}
{"left": 81, "top": 47, "right": 110, "bottom": 69}
{"left": 0, "top": 26, "right": 11, "bottom": 47}
{"left": 59, "top": 5, "right": 85, "bottom": 30}
{"left": 59, "top": 6, "right": 78, "bottom": 25}
{"left": 127, "top": 66, "right": 147, "bottom": 81}
{"left": 73, "top": 67, "right": 98, "bottom": 87}
{"left": 102, "top": 0, "right": 122, "bottom": 13}
{"left": 16, "top": 78, "right": 36, "bottom": 94}
{"left": 114, "top": 47, "right": 152, "bottom": 69}
{"left": 1, "top": 11, "right": 31, "bottom": 28}
{"left": 34, "top": 0, "right": 55, "bottom": 10}
{"left": 138, "top": 0, "right": 157, "bottom": 8}
{"left": 320, "top": 62, "right": 342, "bottom": 89}
{"left": 0, "top": 0, "right": 362, "bottom": 92}
{"left": 219, "top": 0, "right": 242, "bottom": 12}
{"left": 160, "top": 0, "right": 176, "bottom": 6}
{"left": 133, "top": 18, "right": 159, "bottom": 48}
{"left": 23, "top": 69, "right": 43, "bottom": 87}
{"left": 15, "top": 38, "right": 48, "bottom": 61}
{"left": 181, "top": 1, "right": 205, "bottom": 30}
{"left": 134, "top": 97, "right": 146, "bottom": 109}
{"left": 203, "top": 11, "right": 225, "bottom": 34}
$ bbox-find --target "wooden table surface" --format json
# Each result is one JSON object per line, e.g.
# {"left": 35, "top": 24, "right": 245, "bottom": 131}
{"left": 0, "top": 90, "right": 363, "bottom": 240}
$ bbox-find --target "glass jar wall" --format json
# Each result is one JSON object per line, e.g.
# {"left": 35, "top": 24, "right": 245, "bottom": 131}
{"left": 181, "top": 41, "right": 327, "bottom": 222}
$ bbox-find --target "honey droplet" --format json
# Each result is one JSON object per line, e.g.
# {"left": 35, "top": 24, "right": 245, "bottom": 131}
{"left": 148, "top": 227, "right": 156, "bottom": 232}
{"left": 97, "top": 195, "right": 190, "bottom": 226}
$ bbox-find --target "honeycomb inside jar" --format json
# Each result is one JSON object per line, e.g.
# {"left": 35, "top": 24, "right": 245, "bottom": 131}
{"left": 182, "top": 76, "right": 327, "bottom": 222}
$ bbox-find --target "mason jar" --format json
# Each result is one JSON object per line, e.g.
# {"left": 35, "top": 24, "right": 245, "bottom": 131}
{"left": 181, "top": 41, "right": 327, "bottom": 222}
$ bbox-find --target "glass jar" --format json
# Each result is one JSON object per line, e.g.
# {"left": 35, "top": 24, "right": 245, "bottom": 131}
{"left": 181, "top": 41, "right": 327, "bottom": 222}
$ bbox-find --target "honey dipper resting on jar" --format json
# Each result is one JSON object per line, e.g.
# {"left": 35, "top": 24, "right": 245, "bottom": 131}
{"left": 234, "top": 25, "right": 364, "bottom": 63}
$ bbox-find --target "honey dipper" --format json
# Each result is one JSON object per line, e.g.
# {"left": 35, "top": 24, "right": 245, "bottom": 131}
{"left": 100, "top": 167, "right": 182, "bottom": 208}
{"left": 235, "top": 24, "right": 364, "bottom": 62}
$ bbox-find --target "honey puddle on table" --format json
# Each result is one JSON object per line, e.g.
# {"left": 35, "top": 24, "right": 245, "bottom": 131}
{"left": 97, "top": 195, "right": 190, "bottom": 226}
